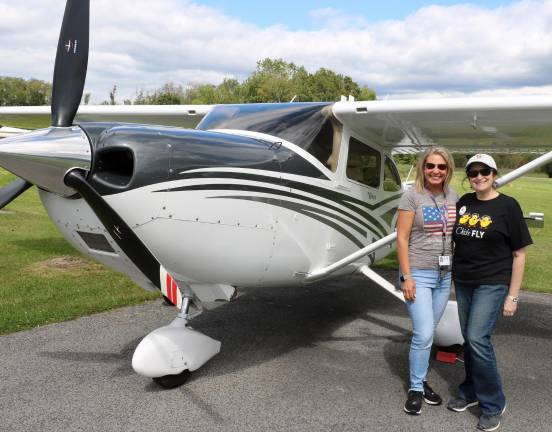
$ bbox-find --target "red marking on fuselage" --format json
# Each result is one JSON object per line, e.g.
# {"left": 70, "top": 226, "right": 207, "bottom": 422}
{"left": 166, "top": 273, "right": 173, "bottom": 304}
{"left": 171, "top": 278, "right": 177, "bottom": 304}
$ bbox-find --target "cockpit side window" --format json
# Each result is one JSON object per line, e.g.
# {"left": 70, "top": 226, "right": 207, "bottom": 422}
{"left": 325, "top": 114, "right": 342, "bottom": 172}
{"left": 346, "top": 137, "right": 381, "bottom": 188}
{"left": 304, "top": 117, "right": 334, "bottom": 171}
{"left": 296, "top": 106, "right": 341, "bottom": 173}
{"left": 383, "top": 156, "right": 402, "bottom": 191}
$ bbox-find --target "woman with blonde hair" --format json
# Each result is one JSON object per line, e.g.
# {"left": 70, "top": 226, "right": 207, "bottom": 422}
{"left": 397, "top": 146, "right": 457, "bottom": 415}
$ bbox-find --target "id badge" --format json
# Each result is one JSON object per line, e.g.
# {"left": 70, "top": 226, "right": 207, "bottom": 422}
{"left": 439, "top": 255, "right": 451, "bottom": 268}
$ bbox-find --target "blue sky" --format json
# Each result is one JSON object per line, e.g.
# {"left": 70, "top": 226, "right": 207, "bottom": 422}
{"left": 197, "top": 0, "right": 514, "bottom": 29}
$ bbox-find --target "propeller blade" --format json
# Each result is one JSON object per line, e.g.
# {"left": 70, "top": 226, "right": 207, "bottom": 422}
{"left": 0, "top": 178, "right": 32, "bottom": 209}
{"left": 51, "top": 0, "right": 90, "bottom": 127}
{"left": 64, "top": 169, "right": 183, "bottom": 308}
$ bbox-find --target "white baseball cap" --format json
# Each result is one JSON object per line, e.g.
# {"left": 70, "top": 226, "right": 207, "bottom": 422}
{"left": 466, "top": 154, "right": 497, "bottom": 171}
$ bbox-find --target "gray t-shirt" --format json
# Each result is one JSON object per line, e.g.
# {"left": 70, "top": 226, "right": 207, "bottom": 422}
{"left": 398, "top": 186, "right": 458, "bottom": 269}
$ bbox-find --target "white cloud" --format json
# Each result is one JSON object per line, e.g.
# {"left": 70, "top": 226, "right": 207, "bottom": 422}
{"left": 308, "top": 7, "right": 370, "bottom": 29}
{"left": 2, "top": 0, "right": 552, "bottom": 102}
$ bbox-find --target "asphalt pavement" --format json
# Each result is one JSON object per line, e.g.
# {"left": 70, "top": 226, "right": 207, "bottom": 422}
{"left": 1, "top": 270, "right": 551, "bottom": 432}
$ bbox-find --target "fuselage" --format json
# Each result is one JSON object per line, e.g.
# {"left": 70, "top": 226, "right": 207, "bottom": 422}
{"left": 38, "top": 103, "right": 402, "bottom": 294}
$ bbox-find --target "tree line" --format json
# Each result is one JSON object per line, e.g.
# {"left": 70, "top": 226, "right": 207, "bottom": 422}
{"left": 0, "top": 77, "right": 52, "bottom": 106}
{"left": 134, "top": 58, "right": 376, "bottom": 105}
{"left": 1, "top": 58, "right": 375, "bottom": 106}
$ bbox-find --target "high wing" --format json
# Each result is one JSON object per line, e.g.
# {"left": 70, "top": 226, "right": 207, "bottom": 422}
{"left": 0, "top": 104, "right": 213, "bottom": 130}
{"left": 4, "top": 96, "right": 552, "bottom": 153}
{"left": 333, "top": 96, "right": 552, "bottom": 153}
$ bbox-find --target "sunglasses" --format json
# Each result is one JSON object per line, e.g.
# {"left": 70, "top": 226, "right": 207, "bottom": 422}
{"left": 425, "top": 163, "right": 448, "bottom": 171}
{"left": 467, "top": 168, "right": 493, "bottom": 178}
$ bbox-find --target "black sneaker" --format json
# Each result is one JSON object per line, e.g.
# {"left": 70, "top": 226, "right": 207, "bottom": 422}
{"left": 404, "top": 390, "right": 423, "bottom": 415}
{"left": 447, "top": 396, "right": 479, "bottom": 412}
{"left": 477, "top": 414, "right": 501, "bottom": 431}
{"left": 422, "top": 381, "right": 442, "bottom": 405}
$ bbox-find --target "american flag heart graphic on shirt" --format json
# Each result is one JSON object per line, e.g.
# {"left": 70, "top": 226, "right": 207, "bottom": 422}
{"left": 422, "top": 205, "right": 456, "bottom": 236}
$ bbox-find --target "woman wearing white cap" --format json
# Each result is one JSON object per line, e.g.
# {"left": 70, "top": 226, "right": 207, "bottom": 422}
{"left": 397, "top": 146, "right": 458, "bottom": 415}
{"left": 447, "top": 154, "right": 532, "bottom": 432}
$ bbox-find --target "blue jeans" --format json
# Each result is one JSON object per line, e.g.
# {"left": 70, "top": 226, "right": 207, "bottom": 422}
{"left": 455, "top": 283, "right": 508, "bottom": 416}
{"left": 406, "top": 268, "right": 451, "bottom": 391}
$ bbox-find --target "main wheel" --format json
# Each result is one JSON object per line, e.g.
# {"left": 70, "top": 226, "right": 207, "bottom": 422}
{"left": 153, "top": 370, "right": 191, "bottom": 389}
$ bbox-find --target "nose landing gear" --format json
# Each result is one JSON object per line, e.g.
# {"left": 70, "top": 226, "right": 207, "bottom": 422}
{"left": 132, "top": 296, "right": 221, "bottom": 388}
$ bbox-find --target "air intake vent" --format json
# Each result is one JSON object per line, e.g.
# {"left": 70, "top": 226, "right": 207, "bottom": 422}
{"left": 77, "top": 231, "right": 116, "bottom": 253}
{"left": 93, "top": 147, "right": 134, "bottom": 188}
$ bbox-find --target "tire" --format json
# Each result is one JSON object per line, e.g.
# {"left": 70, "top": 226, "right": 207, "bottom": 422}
{"left": 153, "top": 370, "right": 191, "bottom": 389}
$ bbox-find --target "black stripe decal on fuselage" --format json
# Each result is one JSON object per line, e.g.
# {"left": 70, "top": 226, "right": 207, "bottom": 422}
{"left": 158, "top": 182, "right": 384, "bottom": 238}
{"left": 213, "top": 195, "right": 366, "bottom": 248}
{"left": 166, "top": 171, "right": 401, "bottom": 237}
{"left": 175, "top": 171, "right": 402, "bottom": 210}
{"left": 381, "top": 205, "right": 398, "bottom": 227}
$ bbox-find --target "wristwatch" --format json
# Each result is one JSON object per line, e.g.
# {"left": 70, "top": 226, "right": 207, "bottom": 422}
{"left": 507, "top": 295, "right": 519, "bottom": 302}
{"left": 400, "top": 274, "right": 412, "bottom": 282}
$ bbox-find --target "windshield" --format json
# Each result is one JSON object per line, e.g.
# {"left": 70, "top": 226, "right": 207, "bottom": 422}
{"left": 197, "top": 103, "right": 342, "bottom": 172}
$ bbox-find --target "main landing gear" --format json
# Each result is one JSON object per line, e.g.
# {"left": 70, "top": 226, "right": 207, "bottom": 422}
{"left": 132, "top": 297, "right": 221, "bottom": 389}
{"left": 434, "top": 300, "right": 463, "bottom": 347}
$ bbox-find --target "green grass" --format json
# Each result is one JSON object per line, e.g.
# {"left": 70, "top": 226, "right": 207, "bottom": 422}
{"left": 0, "top": 115, "right": 51, "bottom": 130}
{"left": 374, "top": 169, "right": 552, "bottom": 294}
{"left": 0, "top": 170, "right": 159, "bottom": 334}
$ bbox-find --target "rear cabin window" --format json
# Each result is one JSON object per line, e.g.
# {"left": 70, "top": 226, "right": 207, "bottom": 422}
{"left": 346, "top": 137, "right": 380, "bottom": 188}
{"left": 383, "top": 156, "right": 401, "bottom": 191}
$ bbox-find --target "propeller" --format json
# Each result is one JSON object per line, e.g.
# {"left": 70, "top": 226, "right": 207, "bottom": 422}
{"left": 51, "top": 0, "right": 90, "bottom": 127}
{"left": 0, "top": 0, "right": 89, "bottom": 209}
{"left": 0, "top": 179, "right": 32, "bottom": 209}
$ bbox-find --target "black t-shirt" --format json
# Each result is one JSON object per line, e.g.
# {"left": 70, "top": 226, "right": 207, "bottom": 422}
{"left": 452, "top": 193, "right": 532, "bottom": 285}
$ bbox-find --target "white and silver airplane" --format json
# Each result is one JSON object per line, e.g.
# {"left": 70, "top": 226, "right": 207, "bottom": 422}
{"left": 2, "top": 0, "right": 552, "bottom": 388}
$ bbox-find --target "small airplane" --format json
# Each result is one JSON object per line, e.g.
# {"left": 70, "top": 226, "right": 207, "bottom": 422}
{"left": 2, "top": 0, "right": 552, "bottom": 388}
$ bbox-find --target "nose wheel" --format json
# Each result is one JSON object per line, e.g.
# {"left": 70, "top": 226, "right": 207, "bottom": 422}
{"left": 153, "top": 369, "right": 191, "bottom": 389}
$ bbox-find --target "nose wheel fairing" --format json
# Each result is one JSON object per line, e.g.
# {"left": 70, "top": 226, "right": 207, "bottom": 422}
{"left": 132, "top": 318, "right": 221, "bottom": 379}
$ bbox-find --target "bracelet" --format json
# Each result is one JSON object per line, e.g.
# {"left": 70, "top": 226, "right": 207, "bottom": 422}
{"left": 400, "top": 274, "right": 412, "bottom": 282}
{"left": 507, "top": 295, "right": 519, "bottom": 303}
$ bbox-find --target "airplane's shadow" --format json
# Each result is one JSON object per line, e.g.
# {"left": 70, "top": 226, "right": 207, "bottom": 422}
{"left": 40, "top": 270, "right": 552, "bottom": 394}
{"left": 199, "top": 279, "right": 406, "bottom": 378}
{"left": 41, "top": 272, "right": 409, "bottom": 386}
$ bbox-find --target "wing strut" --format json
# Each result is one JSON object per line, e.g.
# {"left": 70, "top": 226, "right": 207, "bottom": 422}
{"left": 305, "top": 232, "right": 397, "bottom": 281}
{"left": 494, "top": 150, "right": 552, "bottom": 188}
{"left": 358, "top": 264, "right": 404, "bottom": 300}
